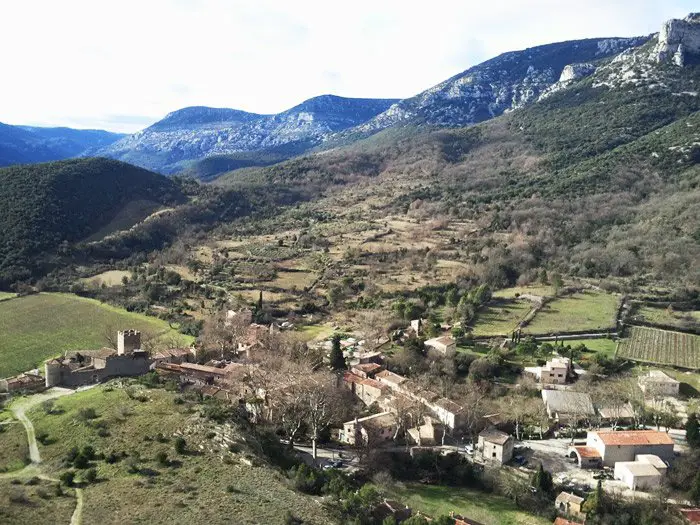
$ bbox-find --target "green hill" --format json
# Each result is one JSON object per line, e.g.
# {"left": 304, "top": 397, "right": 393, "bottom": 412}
{"left": 0, "top": 158, "right": 184, "bottom": 286}
{"left": 0, "top": 293, "right": 192, "bottom": 377}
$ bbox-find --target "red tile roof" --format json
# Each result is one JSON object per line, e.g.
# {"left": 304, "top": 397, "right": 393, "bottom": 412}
{"left": 680, "top": 509, "right": 700, "bottom": 523}
{"left": 595, "top": 430, "right": 674, "bottom": 446}
{"left": 353, "top": 363, "right": 382, "bottom": 373}
{"left": 573, "top": 446, "right": 601, "bottom": 459}
{"left": 343, "top": 372, "right": 363, "bottom": 384}
{"left": 375, "top": 370, "right": 407, "bottom": 384}
{"left": 359, "top": 378, "right": 387, "bottom": 390}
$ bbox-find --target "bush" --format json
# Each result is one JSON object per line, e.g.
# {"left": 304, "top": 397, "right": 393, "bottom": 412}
{"left": 84, "top": 468, "right": 98, "bottom": 484}
{"left": 59, "top": 471, "right": 75, "bottom": 487}
{"left": 156, "top": 452, "right": 169, "bottom": 466}
{"left": 174, "top": 437, "right": 187, "bottom": 454}
{"left": 77, "top": 407, "right": 98, "bottom": 422}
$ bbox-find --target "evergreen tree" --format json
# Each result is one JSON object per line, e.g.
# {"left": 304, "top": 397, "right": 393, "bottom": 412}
{"left": 582, "top": 479, "right": 605, "bottom": 516}
{"left": 686, "top": 413, "right": 700, "bottom": 449}
{"left": 329, "top": 335, "right": 346, "bottom": 371}
{"left": 531, "top": 463, "right": 553, "bottom": 494}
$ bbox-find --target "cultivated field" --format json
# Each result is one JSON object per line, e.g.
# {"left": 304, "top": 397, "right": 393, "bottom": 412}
{"left": 24, "top": 385, "right": 330, "bottom": 525}
{"left": 470, "top": 300, "right": 532, "bottom": 337}
{"left": 618, "top": 326, "right": 700, "bottom": 369}
{"left": 524, "top": 291, "right": 618, "bottom": 335}
{"left": 635, "top": 305, "right": 700, "bottom": 331}
{"left": 385, "top": 483, "right": 549, "bottom": 525}
{"left": 563, "top": 338, "right": 618, "bottom": 357}
{"left": 79, "top": 270, "right": 131, "bottom": 287}
{"left": 493, "top": 285, "right": 554, "bottom": 299}
{"left": 0, "top": 293, "right": 191, "bottom": 378}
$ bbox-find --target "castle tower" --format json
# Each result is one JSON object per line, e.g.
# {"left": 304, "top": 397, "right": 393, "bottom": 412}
{"left": 117, "top": 329, "right": 141, "bottom": 355}
{"left": 44, "top": 360, "right": 61, "bottom": 388}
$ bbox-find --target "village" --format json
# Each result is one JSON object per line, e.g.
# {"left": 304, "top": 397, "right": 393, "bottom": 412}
{"left": 2, "top": 302, "right": 699, "bottom": 525}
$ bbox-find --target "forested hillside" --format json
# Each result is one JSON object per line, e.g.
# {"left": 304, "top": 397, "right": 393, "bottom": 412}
{"left": 0, "top": 158, "right": 184, "bottom": 285}
{"left": 214, "top": 45, "right": 700, "bottom": 287}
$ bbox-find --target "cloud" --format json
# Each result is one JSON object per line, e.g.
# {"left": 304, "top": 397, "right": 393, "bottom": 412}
{"left": 0, "top": 0, "right": 695, "bottom": 132}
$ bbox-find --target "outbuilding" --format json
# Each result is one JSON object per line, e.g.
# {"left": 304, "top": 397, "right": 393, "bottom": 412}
{"left": 614, "top": 461, "right": 663, "bottom": 490}
{"left": 478, "top": 429, "right": 514, "bottom": 465}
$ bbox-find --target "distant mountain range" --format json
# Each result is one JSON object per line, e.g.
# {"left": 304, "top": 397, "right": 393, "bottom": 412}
{"left": 98, "top": 95, "right": 399, "bottom": 173}
{"left": 0, "top": 123, "right": 124, "bottom": 167}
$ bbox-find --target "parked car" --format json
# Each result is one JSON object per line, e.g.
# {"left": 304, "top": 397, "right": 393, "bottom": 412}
{"left": 464, "top": 445, "right": 474, "bottom": 455}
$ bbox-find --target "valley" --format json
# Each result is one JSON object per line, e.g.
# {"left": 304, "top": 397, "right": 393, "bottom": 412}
{"left": 1, "top": 9, "right": 700, "bottom": 525}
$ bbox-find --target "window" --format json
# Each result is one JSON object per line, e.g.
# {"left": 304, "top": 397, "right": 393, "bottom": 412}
{"left": 492, "top": 451, "right": 497, "bottom": 458}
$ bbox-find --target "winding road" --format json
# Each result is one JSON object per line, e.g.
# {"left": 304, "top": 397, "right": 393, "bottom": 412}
{"left": 4, "top": 387, "right": 84, "bottom": 524}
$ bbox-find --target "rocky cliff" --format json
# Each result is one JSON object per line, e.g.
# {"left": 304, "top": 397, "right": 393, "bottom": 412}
{"left": 653, "top": 13, "right": 700, "bottom": 66}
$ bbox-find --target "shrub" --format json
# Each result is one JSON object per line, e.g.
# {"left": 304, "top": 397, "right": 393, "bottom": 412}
{"left": 156, "top": 452, "right": 169, "bottom": 466}
{"left": 77, "top": 407, "right": 98, "bottom": 422}
{"left": 59, "top": 471, "right": 75, "bottom": 487}
{"left": 174, "top": 437, "right": 187, "bottom": 454}
{"left": 84, "top": 468, "right": 98, "bottom": 484}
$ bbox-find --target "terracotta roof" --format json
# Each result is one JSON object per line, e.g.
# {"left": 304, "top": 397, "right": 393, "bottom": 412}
{"left": 375, "top": 370, "right": 407, "bottom": 384}
{"left": 594, "top": 430, "right": 674, "bottom": 446}
{"left": 353, "top": 363, "right": 382, "bottom": 373}
{"left": 479, "top": 429, "right": 511, "bottom": 445}
{"left": 573, "top": 446, "right": 601, "bottom": 459}
{"left": 680, "top": 509, "right": 700, "bottom": 523}
{"left": 343, "top": 372, "right": 363, "bottom": 384}
{"left": 359, "top": 378, "right": 387, "bottom": 390}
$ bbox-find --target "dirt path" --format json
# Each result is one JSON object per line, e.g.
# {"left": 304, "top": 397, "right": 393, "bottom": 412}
{"left": 5, "top": 387, "right": 83, "bottom": 523}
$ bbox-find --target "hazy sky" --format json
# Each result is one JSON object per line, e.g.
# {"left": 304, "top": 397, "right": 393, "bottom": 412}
{"left": 0, "top": 0, "right": 696, "bottom": 132}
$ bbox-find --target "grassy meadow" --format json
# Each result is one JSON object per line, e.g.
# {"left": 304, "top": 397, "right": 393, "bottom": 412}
{"left": 0, "top": 293, "right": 191, "bottom": 378}
{"left": 0, "top": 478, "right": 78, "bottom": 524}
{"left": 471, "top": 300, "right": 532, "bottom": 337}
{"left": 20, "top": 384, "right": 330, "bottom": 525}
{"left": 0, "top": 420, "right": 30, "bottom": 473}
{"left": 384, "top": 483, "right": 549, "bottom": 525}
{"left": 524, "top": 291, "right": 618, "bottom": 335}
{"left": 563, "top": 338, "right": 618, "bottom": 357}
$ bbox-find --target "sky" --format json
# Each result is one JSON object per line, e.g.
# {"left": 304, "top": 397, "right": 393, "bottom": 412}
{"left": 0, "top": 0, "right": 696, "bottom": 133}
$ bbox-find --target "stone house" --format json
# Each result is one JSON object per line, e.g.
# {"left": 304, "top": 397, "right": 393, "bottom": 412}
{"left": 431, "top": 398, "right": 464, "bottom": 429}
{"left": 375, "top": 370, "right": 408, "bottom": 390}
{"left": 541, "top": 390, "right": 595, "bottom": 423}
{"left": 350, "top": 363, "right": 383, "bottom": 379}
{"left": 424, "top": 335, "right": 457, "bottom": 356}
{"left": 639, "top": 370, "right": 680, "bottom": 397}
{"left": 343, "top": 372, "right": 388, "bottom": 406}
{"left": 340, "top": 411, "right": 396, "bottom": 445}
{"left": 407, "top": 416, "right": 444, "bottom": 446}
{"left": 0, "top": 373, "right": 45, "bottom": 394}
{"left": 477, "top": 429, "right": 514, "bottom": 465}
{"left": 555, "top": 492, "right": 585, "bottom": 521}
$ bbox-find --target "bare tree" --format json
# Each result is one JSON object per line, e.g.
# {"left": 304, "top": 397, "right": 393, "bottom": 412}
{"left": 501, "top": 394, "right": 533, "bottom": 441}
{"left": 301, "top": 372, "right": 347, "bottom": 460}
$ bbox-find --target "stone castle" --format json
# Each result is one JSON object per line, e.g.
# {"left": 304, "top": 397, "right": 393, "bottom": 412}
{"left": 45, "top": 330, "right": 152, "bottom": 387}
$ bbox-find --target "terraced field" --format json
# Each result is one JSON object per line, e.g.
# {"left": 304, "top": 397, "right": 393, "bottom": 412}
{"left": 618, "top": 326, "right": 700, "bottom": 369}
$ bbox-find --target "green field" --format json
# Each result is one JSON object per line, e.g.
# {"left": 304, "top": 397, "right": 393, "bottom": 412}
{"left": 618, "top": 326, "right": 699, "bottom": 369}
{"left": 19, "top": 384, "right": 330, "bottom": 525}
{"left": 0, "top": 292, "right": 16, "bottom": 301}
{"left": 562, "top": 338, "right": 618, "bottom": 357}
{"left": 0, "top": 478, "right": 78, "bottom": 524}
{"left": 524, "top": 291, "right": 618, "bottom": 335}
{"left": 0, "top": 293, "right": 192, "bottom": 378}
{"left": 471, "top": 300, "right": 532, "bottom": 337}
{"left": 493, "top": 285, "right": 554, "bottom": 299}
{"left": 384, "top": 483, "right": 549, "bottom": 525}
{"left": 635, "top": 305, "right": 700, "bottom": 331}
{"left": 0, "top": 420, "right": 30, "bottom": 472}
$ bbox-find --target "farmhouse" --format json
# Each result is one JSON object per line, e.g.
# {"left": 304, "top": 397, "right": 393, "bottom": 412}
{"left": 407, "top": 416, "right": 445, "bottom": 446}
{"left": 477, "top": 428, "right": 514, "bottom": 465}
{"left": 541, "top": 390, "right": 595, "bottom": 423}
{"left": 343, "top": 372, "right": 389, "bottom": 406}
{"left": 572, "top": 430, "right": 675, "bottom": 467}
{"left": 424, "top": 335, "right": 457, "bottom": 356}
{"left": 638, "top": 370, "right": 680, "bottom": 397}
{"left": 350, "top": 362, "right": 383, "bottom": 378}
{"left": 526, "top": 357, "right": 572, "bottom": 385}
{"left": 340, "top": 411, "right": 396, "bottom": 445}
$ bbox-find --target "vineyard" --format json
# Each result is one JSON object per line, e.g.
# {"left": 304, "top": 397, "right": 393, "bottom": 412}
{"left": 617, "top": 326, "right": 700, "bottom": 369}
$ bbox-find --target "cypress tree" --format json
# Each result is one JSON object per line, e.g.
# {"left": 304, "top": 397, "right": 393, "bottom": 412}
{"left": 329, "top": 335, "right": 346, "bottom": 371}
{"left": 686, "top": 413, "right": 700, "bottom": 449}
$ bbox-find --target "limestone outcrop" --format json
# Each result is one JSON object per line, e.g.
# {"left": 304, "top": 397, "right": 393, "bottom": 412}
{"left": 653, "top": 13, "right": 700, "bottom": 66}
